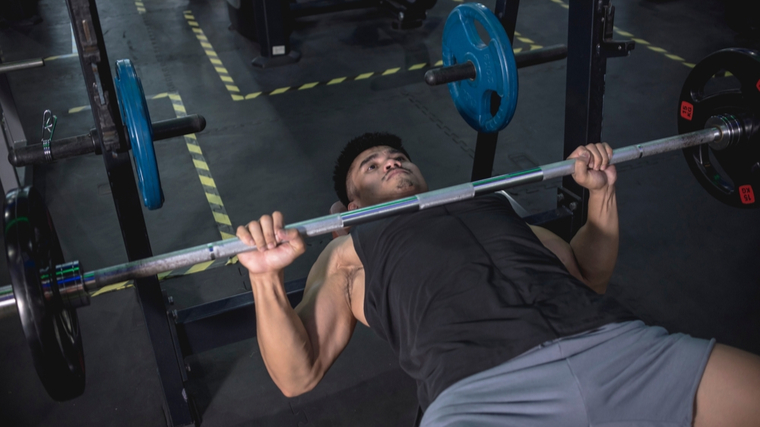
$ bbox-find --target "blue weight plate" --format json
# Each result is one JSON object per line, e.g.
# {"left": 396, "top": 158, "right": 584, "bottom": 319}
{"left": 442, "top": 3, "right": 518, "bottom": 133}
{"left": 114, "top": 59, "right": 164, "bottom": 210}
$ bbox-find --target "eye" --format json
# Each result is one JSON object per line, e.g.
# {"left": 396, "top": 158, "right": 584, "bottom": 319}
{"left": 367, "top": 164, "right": 376, "bottom": 171}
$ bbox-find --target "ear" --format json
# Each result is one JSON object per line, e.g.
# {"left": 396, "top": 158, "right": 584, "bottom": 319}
{"left": 347, "top": 201, "right": 361, "bottom": 211}
{"left": 329, "top": 201, "right": 347, "bottom": 214}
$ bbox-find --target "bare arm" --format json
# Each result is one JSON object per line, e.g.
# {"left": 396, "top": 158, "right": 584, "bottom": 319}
{"left": 569, "top": 185, "right": 618, "bottom": 293}
{"left": 238, "top": 215, "right": 357, "bottom": 397}
{"left": 529, "top": 143, "right": 618, "bottom": 294}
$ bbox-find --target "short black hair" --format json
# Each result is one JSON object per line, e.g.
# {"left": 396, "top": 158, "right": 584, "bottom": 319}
{"left": 332, "top": 132, "right": 410, "bottom": 206}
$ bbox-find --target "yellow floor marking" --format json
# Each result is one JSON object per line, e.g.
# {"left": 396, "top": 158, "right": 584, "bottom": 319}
{"left": 631, "top": 37, "right": 650, "bottom": 45}
{"left": 199, "top": 175, "right": 216, "bottom": 187}
{"left": 530, "top": 45, "right": 543, "bottom": 50}
{"left": 187, "top": 143, "right": 202, "bottom": 154}
{"left": 299, "top": 82, "right": 320, "bottom": 89}
{"left": 383, "top": 67, "right": 401, "bottom": 75}
{"left": 220, "top": 75, "right": 234, "bottom": 83}
{"left": 327, "top": 77, "right": 347, "bottom": 85}
{"left": 665, "top": 54, "right": 684, "bottom": 61}
{"left": 225, "top": 85, "right": 240, "bottom": 92}
{"left": 68, "top": 106, "right": 88, "bottom": 114}
{"left": 517, "top": 37, "right": 534, "bottom": 44}
{"left": 213, "top": 212, "right": 232, "bottom": 225}
{"left": 355, "top": 72, "right": 374, "bottom": 80}
{"left": 270, "top": 87, "right": 290, "bottom": 95}
{"left": 245, "top": 92, "right": 262, "bottom": 99}
{"left": 205, "top": 193, "right": 223, "bottom": 205}
{"left": 513, "top": 47, "right": 523, "bottom": 54}
{"left": 151, "top": 93, "right": 169, "bottom": 99}
{"left": 185, "top": 260, "right": 215, "bottom": 275}
{"left": 193, "top": 159, "right": 209, "bottom": 170}
{"left": 215, "top": 67, "right": 228, "bottom": 74}
{"left": 647, "top": 46, "right": 667, "bottom": 53}
{"left": 409, "top": 63, "right": 426, "bottom": 70}
{"left": 435, "top": 60, "right": 443, "bottom": 66}
{"left": 173, "top": 105, "right": 186, "bottom": 113}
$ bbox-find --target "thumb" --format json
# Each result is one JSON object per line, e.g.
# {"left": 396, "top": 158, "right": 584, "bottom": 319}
{"left": 573, "top": 153, "right": 590, "bottom": 178}
{"left": 279, "top": 228, "right": 306, "bottom": 253}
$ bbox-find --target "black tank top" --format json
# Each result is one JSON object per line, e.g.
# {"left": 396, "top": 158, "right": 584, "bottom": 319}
{"left": 351, "top": 193, "right": 637, "bottom": 410}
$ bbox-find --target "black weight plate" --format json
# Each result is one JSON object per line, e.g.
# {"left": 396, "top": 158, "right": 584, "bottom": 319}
{"left": 678, "top": 48, "right": 760, "bottom": 208}
{"left": 4, "top": 187, "right": 85, "bottom": 400}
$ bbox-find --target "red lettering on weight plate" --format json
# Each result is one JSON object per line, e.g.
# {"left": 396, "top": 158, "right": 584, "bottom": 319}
{"left": 739, "top": 185, "right": 755, "bottom": 205}
{"left": 680, "top": 101, "right": 694, "bottom": 121}
{"left": 756, "top": 79, "right": 760, "bottom": 92}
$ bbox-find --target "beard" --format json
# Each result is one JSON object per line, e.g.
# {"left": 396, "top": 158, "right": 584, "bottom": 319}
{"left": 394, "top": 177, "right": 416, "bottom": 190}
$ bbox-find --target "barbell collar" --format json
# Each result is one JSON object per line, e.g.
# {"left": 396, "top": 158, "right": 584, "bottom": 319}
{"left": 425, "top": 44, "right": 568, "bottom": 86}
{"left": 19, "top": 114, "right": 740, "bottom": 298}
{"left": 706, "top": 114, "right": 743, "bottom": 151}
{"left": 0, "top": 58, "right": 44, "bottom": 74}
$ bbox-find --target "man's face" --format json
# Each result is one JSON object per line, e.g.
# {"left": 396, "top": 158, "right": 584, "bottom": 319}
{"left": 346, "top": 145, "right": 428, "bottom": 210}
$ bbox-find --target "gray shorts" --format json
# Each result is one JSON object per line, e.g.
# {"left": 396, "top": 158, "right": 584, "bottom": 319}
{"left": 421, "top": 320, "right": 715, "bottom": 427}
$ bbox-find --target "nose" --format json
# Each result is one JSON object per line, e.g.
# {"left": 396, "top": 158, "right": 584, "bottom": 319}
{"left": 384, "top": 157, "right": 401, "bottom": 171}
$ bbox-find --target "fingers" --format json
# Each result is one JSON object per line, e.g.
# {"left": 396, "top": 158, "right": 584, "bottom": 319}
{"left": 237, "top": 211, "right": 304, "bottom": 254}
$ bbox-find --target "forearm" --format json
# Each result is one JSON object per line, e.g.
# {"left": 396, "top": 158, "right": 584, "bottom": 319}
{"left": 569, "top": 185, "right": 619, "bottom": 293}
{"left": 250, "top": 271, "right": 317, "bottom": 396}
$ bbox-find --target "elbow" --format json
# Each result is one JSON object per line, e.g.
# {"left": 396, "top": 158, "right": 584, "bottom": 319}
{"left": 278, "top": 380, "right": 317, "bottom": 398}
{"left": 275, "top": 371, "right": 322, "bottom": 398}
{"left": 583, "top": 277, "right": 608, "bottom": 295}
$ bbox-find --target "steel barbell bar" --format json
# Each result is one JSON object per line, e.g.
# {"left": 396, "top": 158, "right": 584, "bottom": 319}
{"left": 1, "top": 113, "right": 745, "bottom": 312}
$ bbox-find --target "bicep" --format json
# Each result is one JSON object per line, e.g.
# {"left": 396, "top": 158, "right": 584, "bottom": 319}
{"left": 294, "top": 239, "right": 357, "bottom": 376}
{"left": 528, "top": 225, "right": 588, "bottom": 286}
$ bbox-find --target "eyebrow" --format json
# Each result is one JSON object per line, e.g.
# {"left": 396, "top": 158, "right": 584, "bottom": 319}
{"left": 358, "top": 149, "right": 403, "bottom": 170}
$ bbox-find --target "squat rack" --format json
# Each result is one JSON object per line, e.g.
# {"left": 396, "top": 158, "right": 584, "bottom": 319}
{"left": 11, "top": 1, "right": 634, "bottom": 426}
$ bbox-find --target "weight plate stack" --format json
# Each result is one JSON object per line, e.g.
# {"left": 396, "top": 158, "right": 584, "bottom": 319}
{"left": 4, "top": 187, "right": 86, "bottom": 400}
{"left": 678, "top": 48, "right": 760, "bottom": 208}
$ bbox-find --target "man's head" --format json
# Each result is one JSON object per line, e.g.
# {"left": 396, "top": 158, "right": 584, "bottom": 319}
{"left": 333, "top": 132, "right": 428, "bottom": 210}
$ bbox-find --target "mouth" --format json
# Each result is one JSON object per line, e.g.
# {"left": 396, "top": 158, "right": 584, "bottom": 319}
{"left": 384, "top": 169, "right": 409, "bottom": 181}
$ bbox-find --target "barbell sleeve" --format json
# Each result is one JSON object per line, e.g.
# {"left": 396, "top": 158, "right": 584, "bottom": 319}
{"left": 425, "top": 62, "right": 477, "bottom": 86}
{"left": 425, "top": 44, "right": 568, "bottom": 86}
{"left": 152, "top": 114, "right": 207, "bottom": 141}
{"left": 0, "top": 58, "right": 45, "bottom": 74}
{"left": 8, "top": 114, "right": 207, "bottom": 166}
{"left": 0, "top": 115, "right": 740, "bottom": 309}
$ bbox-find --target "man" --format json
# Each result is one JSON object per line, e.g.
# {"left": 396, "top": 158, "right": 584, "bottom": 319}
{"left": 237, "top": 132, "right": 760, "bottom": 426}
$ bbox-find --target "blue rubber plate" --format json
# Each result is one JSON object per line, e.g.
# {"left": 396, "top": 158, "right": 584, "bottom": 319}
{"left": 114, "top": 59, "right": 164, "bottom": 210}
{"left": 442, "top": 3, "right": 518, "bottom": 133}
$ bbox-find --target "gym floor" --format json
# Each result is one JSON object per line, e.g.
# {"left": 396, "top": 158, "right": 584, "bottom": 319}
{"left": 1, "top": 0, "right": 759, "bottom": 426}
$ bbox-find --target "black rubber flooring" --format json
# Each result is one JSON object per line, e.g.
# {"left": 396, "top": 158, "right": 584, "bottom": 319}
{"left": 1, "top": 0, "right": 759, "bottom": 426}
